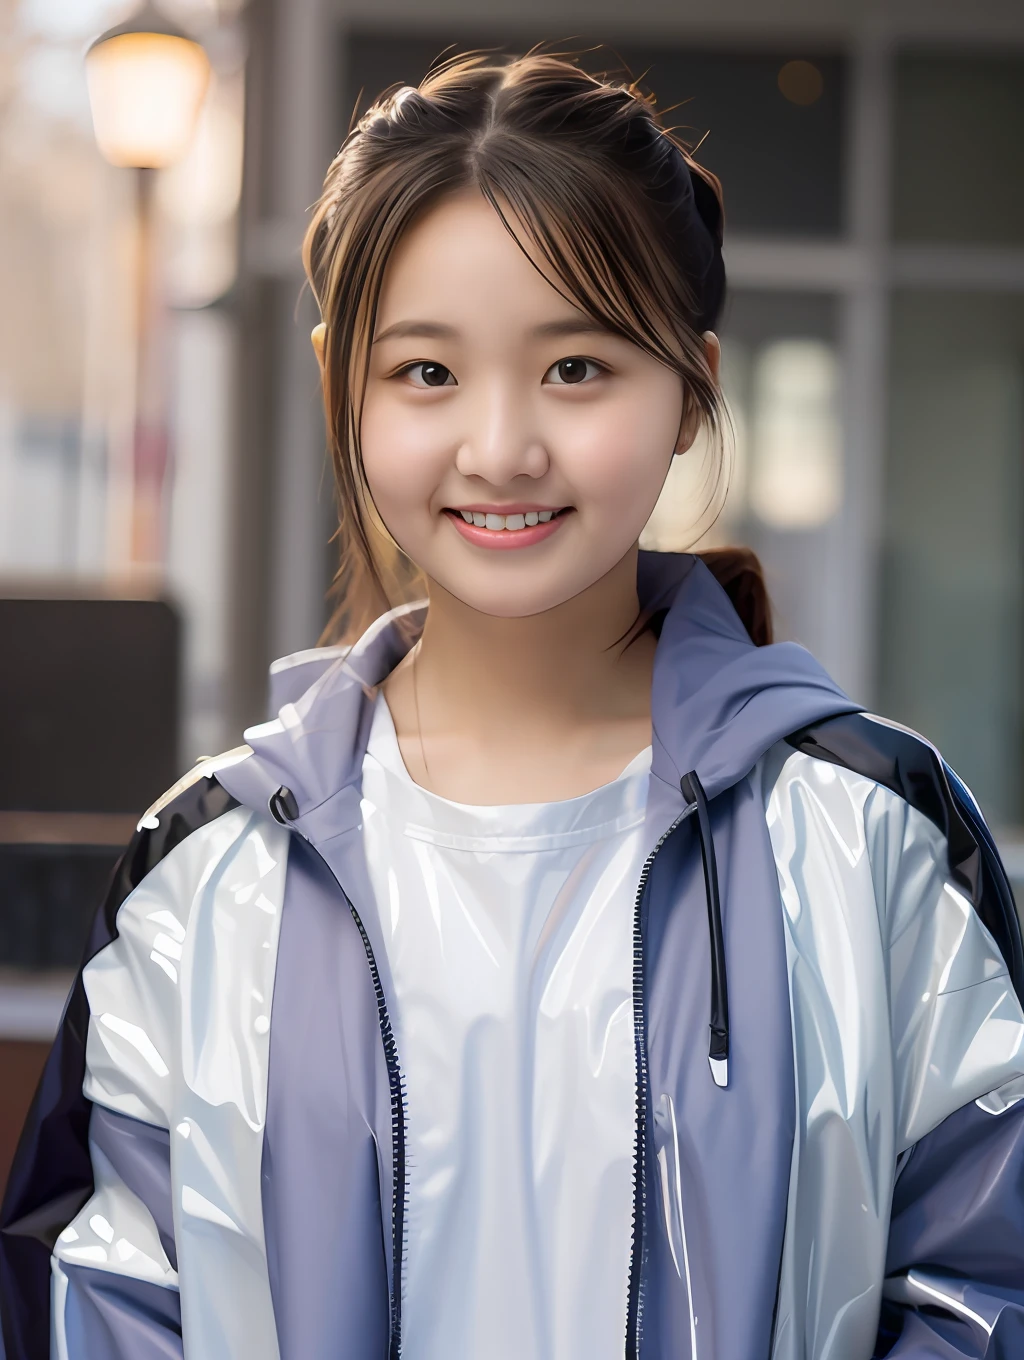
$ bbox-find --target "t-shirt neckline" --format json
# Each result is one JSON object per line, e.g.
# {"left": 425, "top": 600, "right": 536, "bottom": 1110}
{"left": 361, "top": 691, "right": 652, "bottom": 853}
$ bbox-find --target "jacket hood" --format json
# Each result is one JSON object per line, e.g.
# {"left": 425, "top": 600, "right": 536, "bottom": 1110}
{"left": 218, "top": 552, "right": 860, "bottom": 831}
{"left": 640, "top": 553, "right": 860, "bottom": 800}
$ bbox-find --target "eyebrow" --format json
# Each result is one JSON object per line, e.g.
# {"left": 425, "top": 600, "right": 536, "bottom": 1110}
{"left": 372, "top": 316, "right": 614, "bottom": 345}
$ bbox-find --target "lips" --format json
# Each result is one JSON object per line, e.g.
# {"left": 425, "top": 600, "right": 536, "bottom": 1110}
{"left": 444, "top": 506, "right": 572, "bottom": 550}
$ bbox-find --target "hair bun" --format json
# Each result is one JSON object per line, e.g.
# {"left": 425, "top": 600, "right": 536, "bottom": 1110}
{"left": 687, "top": 162, "right": 724, "bottom": 247}
{"left": 622, "top": 114, "right": 725, "bottom": 331}
{"left": 676, "top": 155, "right": 725, "bottom": 331}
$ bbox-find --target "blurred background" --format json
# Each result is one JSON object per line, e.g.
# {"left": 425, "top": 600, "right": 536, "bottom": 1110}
{"left": 1, "top": 0, "right": 1023, "bottom": 1185}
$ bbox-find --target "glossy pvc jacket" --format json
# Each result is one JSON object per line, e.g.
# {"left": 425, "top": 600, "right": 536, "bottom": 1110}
{"left": 3, "top": 551, "right": 1024, "bottom": 1360}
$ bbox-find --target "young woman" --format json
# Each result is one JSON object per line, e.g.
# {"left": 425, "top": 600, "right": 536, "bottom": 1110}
{"left": 3, "top": 51, "right": 1024, "bottom": 1360}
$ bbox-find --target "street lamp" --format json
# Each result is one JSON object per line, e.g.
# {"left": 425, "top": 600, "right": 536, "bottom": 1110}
{"left": 86, "top": 5, "right": 210, "bottom": 169}
{"left": 85, "top": 4, "right": 211, "bottom": 568}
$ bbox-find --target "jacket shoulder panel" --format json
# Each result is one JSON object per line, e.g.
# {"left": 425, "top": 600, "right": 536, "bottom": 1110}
{"left": 82, "top": 804, "right": 266, "bottom": 1126}
{"left": 762, "top": 742, "right": 1024, "bottom": 1359}
{"left": 79, "top": 804, "right": 288, "bottom": 1359}
{"left": 785, "top": 710, "right": 1024, "bottom": 1007}
{"left": 0, "top": 765, "right": 243, "bottom": 1360}
{"left": 764, "top": 744, "right": 1024, "bottom": 1142}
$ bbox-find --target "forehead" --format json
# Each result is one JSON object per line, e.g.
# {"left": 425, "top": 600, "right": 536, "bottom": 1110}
{"left": 375, "top": 187, "right": 580, "bottom": 332}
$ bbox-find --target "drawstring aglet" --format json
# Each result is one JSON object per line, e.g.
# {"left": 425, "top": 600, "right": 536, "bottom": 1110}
{"left": 708, "top": 1024, "right": 729, "bottom": 1088}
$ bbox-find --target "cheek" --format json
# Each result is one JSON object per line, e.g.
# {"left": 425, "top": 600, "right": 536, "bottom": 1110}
{"left": 360, "top": 390, "right": 447, "bottom": 518}
{"left": 556, "top": 383, "right": 680, "bottom": 515}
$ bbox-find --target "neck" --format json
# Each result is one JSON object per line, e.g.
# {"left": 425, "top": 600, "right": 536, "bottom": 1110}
{"left": 409, "top": 546, "right": 654, "bottom": 739}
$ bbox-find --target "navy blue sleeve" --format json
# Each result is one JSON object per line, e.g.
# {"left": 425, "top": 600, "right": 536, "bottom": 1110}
{"left": 876, "top": 1095, "right": 1024, "bottom": 1357}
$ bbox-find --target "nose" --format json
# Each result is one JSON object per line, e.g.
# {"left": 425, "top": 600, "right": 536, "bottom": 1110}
{"left": 453, "top": 380, "right": 550, "bottom": 486}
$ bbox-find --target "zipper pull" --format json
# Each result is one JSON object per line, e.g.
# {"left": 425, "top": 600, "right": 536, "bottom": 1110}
{"left": 268, "top": 785, "right": 299, "bottom": 824}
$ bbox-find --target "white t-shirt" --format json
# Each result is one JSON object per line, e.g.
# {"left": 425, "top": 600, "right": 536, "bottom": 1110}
{"left": 359, "top": 692, "right": 652, "bottom": 1360}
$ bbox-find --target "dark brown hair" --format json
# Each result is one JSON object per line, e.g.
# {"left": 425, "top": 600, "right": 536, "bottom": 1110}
{"left": 303, "top": 48, "right": 769, "bottom": 644}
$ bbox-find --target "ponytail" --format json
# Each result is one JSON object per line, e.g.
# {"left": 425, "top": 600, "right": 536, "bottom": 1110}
{"left": 698, "top": 547, "right": 773, "bottom": 646}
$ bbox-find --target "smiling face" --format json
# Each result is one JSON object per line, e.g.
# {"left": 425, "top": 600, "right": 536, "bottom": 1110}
{"left": 356, "top": 187, "right": 698, "bottom": 618}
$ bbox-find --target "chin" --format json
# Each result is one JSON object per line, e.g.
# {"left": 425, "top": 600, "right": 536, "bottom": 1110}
{"left": 430, "top": 561, "right": 617, "bottom": 620}
{"left": 444, "top": 585, "right": 575, "bottom": 619}
{"left": 408, "top": 532, "right": 641, "bottom": 618}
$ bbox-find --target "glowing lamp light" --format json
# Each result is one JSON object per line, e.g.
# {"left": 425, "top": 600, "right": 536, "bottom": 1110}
{"left": 86, "top": 8, "right": 210, "bottom": 170}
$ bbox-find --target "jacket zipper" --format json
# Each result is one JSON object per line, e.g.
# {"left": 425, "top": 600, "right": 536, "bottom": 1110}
{"left": 345, "top": 901, "right": 407, "bottom": 1360}
{"left": 305, "top": 841, "right": 408, "bottom": 1360}
{"left": 626, "top": 804, "right": 693, "bottom": 1359}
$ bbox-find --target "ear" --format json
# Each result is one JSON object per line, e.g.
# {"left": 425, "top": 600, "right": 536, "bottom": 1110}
{"left": 674, "top": 331, "right": 722, "bottom": 456}
{"left": 311, "top": 322, "right": 327, "bottom": 374}
{"left": 703, "top": 330, "right": 722, "bottom": 385}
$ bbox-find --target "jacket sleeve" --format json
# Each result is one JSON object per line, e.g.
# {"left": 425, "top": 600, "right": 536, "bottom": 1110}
{"left": 874, "top": 761, "right": 1024, "bottom": 1358}
{"left": 0, "top": 769, "right": 239, "bottom": 1360}
{"left": 878, "top": 1088, "right": 1024, "bottom": 1357}
{"left": 785, "top": 713, "right": 1024, "bottom": 1356}
{"left": 49, "top": 1107, "right": 181, "bottom": 1359}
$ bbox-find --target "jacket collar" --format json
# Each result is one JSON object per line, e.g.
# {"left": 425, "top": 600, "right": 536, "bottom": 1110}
{"left": 217, "top": 552, "right": 858, "bottom": 839}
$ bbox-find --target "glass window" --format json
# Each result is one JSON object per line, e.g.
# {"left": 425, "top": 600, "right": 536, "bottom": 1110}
{"left": 893, "top": 52, "right": 1024, "bottom": 245}
{"left": 598, "top": 46, "right": 847, "bottom": 237}
{"left": 881, "top": 291, "right": 1024, "bottom": 826}
{"left": 643, "top": 290, "right": 843, "bottom": 667}
{"left": 346, "top": 35, "right": 848, "bottom": 235}
{"left": 0, "top": 2, "right": 135, "bottom": 577}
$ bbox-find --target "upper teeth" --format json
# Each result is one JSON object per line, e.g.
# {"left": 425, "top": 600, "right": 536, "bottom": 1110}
{"left": 460, "top": 510, "right": 557, "bottom": 529}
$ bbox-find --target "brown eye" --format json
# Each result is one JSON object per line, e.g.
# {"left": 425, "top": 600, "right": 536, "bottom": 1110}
{"left": 544, "top": 356, "right": 603, "bottom": 386}
{"left": 405, "top": 361, "right": 454, "bottom": 388}
{"left": 557, "top": 358, "right": 587, "bottom": 384}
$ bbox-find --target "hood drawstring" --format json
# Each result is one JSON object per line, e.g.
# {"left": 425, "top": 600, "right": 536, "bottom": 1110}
{"left": 680, "top": 771, "right": 730, "bottom": 1089}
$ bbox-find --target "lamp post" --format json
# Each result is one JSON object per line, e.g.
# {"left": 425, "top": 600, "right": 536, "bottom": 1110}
{"left": 85, "top": 5, "right": 210, "bottom": 570}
